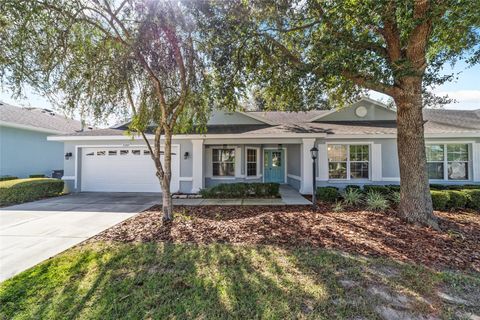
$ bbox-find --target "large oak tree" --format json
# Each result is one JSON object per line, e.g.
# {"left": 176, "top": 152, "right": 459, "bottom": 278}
{"left": 194, "top": 0, "right": 480, "bottom": 228}
{"left": 1, "top": 0, "right": 212, "bottom": 221}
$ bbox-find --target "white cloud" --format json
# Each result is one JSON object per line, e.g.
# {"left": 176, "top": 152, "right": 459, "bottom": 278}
{"left": 436, "top": 90, "right": 480, "bottom": 102}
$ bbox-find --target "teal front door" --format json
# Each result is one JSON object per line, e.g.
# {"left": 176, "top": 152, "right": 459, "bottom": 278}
{"left": 264, "top": 150, "right": 285, "bottom": 183}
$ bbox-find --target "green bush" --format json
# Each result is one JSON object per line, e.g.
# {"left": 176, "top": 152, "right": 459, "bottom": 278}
{"left": 464, "top": 189, "right": 480, "bottom": 210}
{"left": 0, "top": 176, "right": 18, "bottom": 182}
{"left": 447, "top": 184, "right": 480, "bottom": 190}
{"left": 386, "top": 185, "right": 401, "bottom": 192}
{"left": 316, "top": 187, "right": 340, "bottom": 203}
{"left": 390, "top": 191, "right": 401, "bottom": 205}
{"left": 365, "top": 191, "right": 389, "bottom": 211}
{"left": 199, "top": 183, "right": 280, "bottom": 198}
{"left": 0, "top": 178, "right": 64, "bottom": 206}
{"left": 363, "top": 185, "right": 390, "bottom": 196}
{"left": 446, "top": 190, "right": 469, "bottom": 209}
{"left": 342, "top": 189, "right": 363, "bottom": 206}
{"left": 431, "top": 190, "right": 450, "bottom": 210}
{"left": 29, "top": 174, "right": 46, "bottom": 178}
{"left": 345, "top": 185, "right": 362, "bottom": 192}
{"left": 430, "top": 184, "right": 448, "bottom": 190}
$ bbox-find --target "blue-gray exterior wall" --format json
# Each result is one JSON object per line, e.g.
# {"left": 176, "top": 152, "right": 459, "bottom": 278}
{"left": 0, "top": 126, "right": 63, "bottom": 178}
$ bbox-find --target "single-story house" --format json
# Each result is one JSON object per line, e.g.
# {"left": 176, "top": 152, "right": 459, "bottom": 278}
{"left": 48, "top": 98, "right": 480, "bottom": 194}
{"left": 0, "top": 102, "right": 91, "bottom": 178}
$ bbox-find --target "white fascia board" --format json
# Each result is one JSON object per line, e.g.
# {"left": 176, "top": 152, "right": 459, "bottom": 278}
{"left": 1, "top": 121, "right": 65, "bottom": 134}
{"left": 48, "top": 132, "right": 328, "bottom": 141}
{"left": 326, "top": 133, "right": 480, "bottom": 139}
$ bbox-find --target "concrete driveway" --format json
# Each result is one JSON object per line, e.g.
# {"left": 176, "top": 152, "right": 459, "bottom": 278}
{"left": 0, "top": 193, "right": 160, "bottom": 282}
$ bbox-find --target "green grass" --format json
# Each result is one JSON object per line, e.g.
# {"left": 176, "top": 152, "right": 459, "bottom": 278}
{"left": 1, "top": 242, "right": 478, "bottom": 319}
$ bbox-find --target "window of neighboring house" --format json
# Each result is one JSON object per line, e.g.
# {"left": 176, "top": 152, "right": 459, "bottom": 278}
{"left": 96, "top": 151, "right": 106, "bottom": 156}
{"left": 86, "top": 152, "right": 94, "bottom": 156}
{"left": 328, "top": 144, "right": 369, "bottom": 179}
{"left": 132, "top": 150, "right": 141, "bottom": 155}
{"left": 120, "top": 150, "right": 129, "bottom": 155}
{"left": 144, "top": 150, "right": 151, "bottom": 155}
{"left": 212, "top": 148, "right": 235, "bottom": 176}
{"left": 427, "top": 144, "right": 469, "bottom": 180}
{"left": 108, "top": 150, "right": 117, "bottom": 156}
{"left": 246, "top": 148, "right": 258, "bottom": 177}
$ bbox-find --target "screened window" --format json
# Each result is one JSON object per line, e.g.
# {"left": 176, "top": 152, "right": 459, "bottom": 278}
{"left": 96, "top": 151, "right": 106, "bottom": 156}
{"left": 246, "top": 148, "right": 258, "bottom": 177}
{"left": 212, "top": 148, "right": 235, "bottom": 176}
{"left": 328, "top": 144, "right": 369, "bottom": 180}
{"left": 108, "top": 150, "right": 117, "bottom": 156}
{"left": 426, "top": 144, "right": 469, "bottom": 180}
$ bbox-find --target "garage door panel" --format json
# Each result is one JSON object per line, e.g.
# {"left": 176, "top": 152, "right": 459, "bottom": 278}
{"left": 81, "top": 146, "right": 179, "bottom": 192}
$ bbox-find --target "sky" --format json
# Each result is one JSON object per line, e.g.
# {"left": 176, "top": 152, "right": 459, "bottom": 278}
{"left": 1, "top": 60, "right": 479, "bottom": 127}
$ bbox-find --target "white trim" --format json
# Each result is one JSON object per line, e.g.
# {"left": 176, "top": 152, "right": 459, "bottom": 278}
{"left": 238, "top": 111, "right": 276, "bottom": 125}
{"left": 382, "top": 177, "right": 400, "bottom": 182}
{"left": 1, "top": 120, "right": 66, "bottom": 134}
{"left": 179, "top": 177, "right": 193, "bottom": 182}
{"left": 262, "top": 147, "right": 287, "bottom": 184}
{"left": 300, "top": 138, "right": 316, "bottom": 194}
{"left": 309, "top": 97, "right": 394, "bottom": 122}
{"left": 61, "top": 176, "right": 75, "bottom": 180}
{"left": 47, "top": 131, "right": 480, "bottom": 142}
{"left": 191, "top": 139, "right": 204, "bottom": 192}
{"left": 245, "top": 147, "right": 261, "bottom": 179}
{"left": 287, "top": 174, "right": 301, "bottom": 181}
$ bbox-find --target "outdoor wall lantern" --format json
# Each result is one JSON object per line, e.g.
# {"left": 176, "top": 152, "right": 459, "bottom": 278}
{"left": 65, "top": 152, "right": 73, "bottom": 160}
{"left": 310, "top": 146, "right": 318, "bottom": 211}
{"left": 184, "top": 151, "right": 190, "bottom": 160}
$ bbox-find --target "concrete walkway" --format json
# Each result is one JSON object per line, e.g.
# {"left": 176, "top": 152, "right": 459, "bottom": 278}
{"left": 173, "top": 185, "right": 311, "bottom": 206}
{"left": 0, "top": 193, "right": 158, "bottom": 282}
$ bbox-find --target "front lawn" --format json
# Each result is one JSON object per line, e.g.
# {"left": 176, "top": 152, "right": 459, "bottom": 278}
{"left": 1, "top": 242, "right": 479, "bottom": 319}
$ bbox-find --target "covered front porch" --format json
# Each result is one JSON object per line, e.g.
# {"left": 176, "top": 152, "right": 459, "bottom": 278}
{"left": 190, "top": 138, "right": 318, "bottom": 195}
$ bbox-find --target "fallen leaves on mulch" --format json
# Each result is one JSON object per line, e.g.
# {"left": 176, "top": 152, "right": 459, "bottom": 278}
{"left": 93, "top": 205, "right": 480, "bottom": 272}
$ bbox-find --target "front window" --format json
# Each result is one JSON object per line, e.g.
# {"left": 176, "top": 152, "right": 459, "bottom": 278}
{"left": 212, "top": 148, "right": 235, "bottom": 176}
{"left": 426, "top": 144, "right": 469, "bottom": 180}
{"left": 246, "top": 148, "right": 258, "bottom": 176}
{"left": 328, "top": 144, "right": 369, "bottom": 180}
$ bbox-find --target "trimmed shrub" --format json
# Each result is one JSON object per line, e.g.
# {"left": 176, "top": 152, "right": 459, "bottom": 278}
{"left": 446, "top": 190, "right": 469, "bottom": 209}
{"left": 0, "top": 178, "right": 64, "bottom": 206}
{"left": 363, "top": 185, "right": 390, "bottom": 196}
{"left": 342, "top": 189, "right": 363, "bottom": 206}
{"left": 430, "top": 184, "right": 448, "bottom": 190}
{"left": 386, "top": 185, "right": 401, "bottom": 192}
{"left": 447, "top": 184, "right": 480, "bottom": 190}
{"left": 365, "top": 191, "right": 389, "bottom": 211}
{"left": 464, "top": 189, "right": 480, "bottom": 211}
{"left": 0, "top": 176, "right": 18, "bottom": 182}
{"left": 431, "top": 190, "right": 450, "bottom": 210}
{"left": 345, "top": 185, "right": 362, "bottom": 192}
{"left": 316, "top": 187, "right": 340, "bottom": 203}
{"left": 199, "top": 183, "right": 280, "bottom": 198}
{"left": 29, "top": 174, "right": 46, "bottom": 178}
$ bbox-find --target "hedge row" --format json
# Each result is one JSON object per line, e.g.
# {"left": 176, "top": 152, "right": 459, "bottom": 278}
{"left": 199, "top": 183, "right": 280, "bottom": 198}
{"left": 0, "top": 178, "right": 64, "bottom": 206}
{"left": 0, "top": 176, "right": 18, "bottom": 182}
{"left": 431, "top": 189, "right": 480, "bottom": 210}
{"left": 316, "top": 185, "right": 480, "bottom": 211}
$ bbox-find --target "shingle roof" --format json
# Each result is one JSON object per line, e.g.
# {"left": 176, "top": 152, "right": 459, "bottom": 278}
{"left": 50, "top": 107, "right": 480, "bottom": 137}
{"left": 0, "top": 101, "right": 92, "bottom": 133}
{"left": 246, "top": 110, "right": 329, "bottom": 124}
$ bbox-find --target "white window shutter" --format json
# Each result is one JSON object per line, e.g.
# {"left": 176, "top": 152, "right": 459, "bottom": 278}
{"left": 318, "top": 143, "right": 329, "bottom": 181}
{"left": 235, "top": 146, "right": 242, "bottom": 177}
{"left": 473, "top": 143, "right": 480, "bottom": 182}
{"left": 371, "top": 143, "right": 382, "bottom": 181}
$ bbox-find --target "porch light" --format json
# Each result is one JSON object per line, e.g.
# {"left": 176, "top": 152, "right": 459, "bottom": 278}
{"left": 310, "top": 146, "right": 318, "bottom": 211}
{"left": 65, "top": 152, "right": 72, "bottom": 160}
{"left": 184, "top": 152, "right": 190, "bottom": 160}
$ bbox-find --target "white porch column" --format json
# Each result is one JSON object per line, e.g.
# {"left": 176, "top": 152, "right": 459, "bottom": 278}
{"left": 191, "top": 139, "right": 204, "bottom": 193}
{"left": 300, "top": 138, "right": 316, "bottom": 194}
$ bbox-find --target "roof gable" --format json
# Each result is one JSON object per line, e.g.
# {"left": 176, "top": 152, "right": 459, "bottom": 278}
{"left": 311, "top": 98, "right": 397, "bottom": 122}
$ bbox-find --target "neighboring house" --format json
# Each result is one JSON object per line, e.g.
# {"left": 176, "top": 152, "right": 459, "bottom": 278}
{"left": 0, "top": 102, "right": 91, "bottom": 178}
{"left": 48, "top": 98, "right": 480, "bottom": 194}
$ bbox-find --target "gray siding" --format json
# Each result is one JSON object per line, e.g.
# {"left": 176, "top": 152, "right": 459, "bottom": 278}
{"left": 287, "top": 144, "right": 301, "bottom": 176}
{"left": 0, "top": 126, "right": 63, "bottom": 178}
{"left": 318, "top": 101, "right": 396, "bottom": 122}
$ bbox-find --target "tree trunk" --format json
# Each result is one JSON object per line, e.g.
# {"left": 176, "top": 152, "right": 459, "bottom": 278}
{"left": 394, "top": 77, "right": 439, "bottom": 229}
{"left": 161, "top": 131, "right": 173, "bottom": 221}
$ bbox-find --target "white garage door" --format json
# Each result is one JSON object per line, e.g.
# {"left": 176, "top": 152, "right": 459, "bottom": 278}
{"left": 81, "top": 146, "right": 179, "bottom": 192}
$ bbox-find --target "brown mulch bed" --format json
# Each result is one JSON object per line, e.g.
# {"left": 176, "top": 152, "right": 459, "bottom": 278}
{"left": 93, "top": 205, "right": 480, "bottom": 272}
